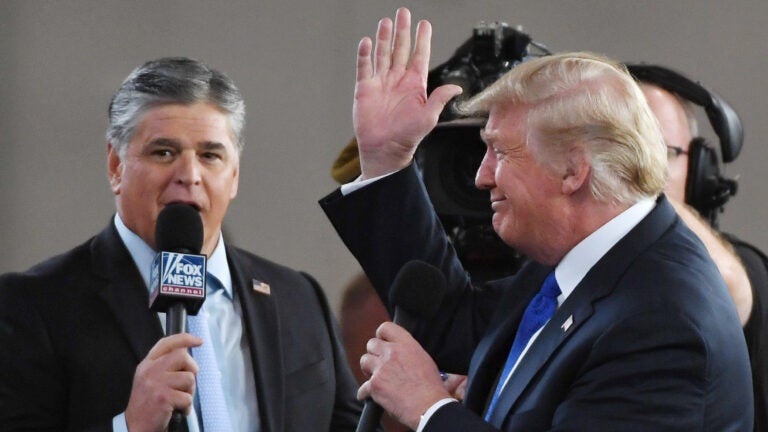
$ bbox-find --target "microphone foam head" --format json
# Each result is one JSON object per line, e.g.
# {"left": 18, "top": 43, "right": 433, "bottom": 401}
{"left": 155, "top": 203, "right": 204, "bottom": 253}
{"left": 389, "top": 261, "right": 447, "bottom": 319}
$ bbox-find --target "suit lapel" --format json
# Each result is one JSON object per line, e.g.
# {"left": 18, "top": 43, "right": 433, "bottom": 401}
{"left": 463, "top": 265, "right": 551, "bottom": 414}
{"left": 227, "top": 247, "right": 283, "bottom": 432}
{"left": 487, "top": 282, "right": 596, "bottom": 425}
{"left": 90, "top": 222, "right": 163, "bottom": 362}
{"left": 486, "top": 196, "right": 679, "bottom": 425}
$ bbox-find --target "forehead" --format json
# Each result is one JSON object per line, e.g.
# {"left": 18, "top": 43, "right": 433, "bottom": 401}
{"left": 640, "top": 84, "right": 686, "bottom": 119}
{"left": 481, "top": 103, "right": 529, "bottom": 143}
{"left": 132, "top": 102, "right": 237, "bottom": 150}
{"left": 640, "top": 83, "right": 692, "bottom": 148}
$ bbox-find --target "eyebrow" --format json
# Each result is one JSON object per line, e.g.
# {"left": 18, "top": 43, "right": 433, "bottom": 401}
{"left": 480, "top": 129, "right": 497, "bottom": 143}
{"left": 147, "top": 137, "right": 181, "bottom": 148}
{"left": 199, "top": 141, "right": 227, "bottom": 151}
{"left": 147, "top": 138, "right": 228, "bottom": 151}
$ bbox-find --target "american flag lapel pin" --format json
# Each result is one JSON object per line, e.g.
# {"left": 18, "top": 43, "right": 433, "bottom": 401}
{"left": 252, "top": 279, "right": 271, "bottom": 295}
{"left": 561, "top": 314, "right": 573, "bottom": 332}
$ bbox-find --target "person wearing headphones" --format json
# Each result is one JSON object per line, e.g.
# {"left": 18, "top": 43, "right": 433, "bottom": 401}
{"left": 629, "top": 64, "right": 768, "bottom": 432}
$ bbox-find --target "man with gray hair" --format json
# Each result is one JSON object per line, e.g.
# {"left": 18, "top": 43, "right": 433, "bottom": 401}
{"left": 0, "top": 57, "right": 361, "bottom": 431}
{"left": 320, "top": 8, "right": 753, "bottom": 431}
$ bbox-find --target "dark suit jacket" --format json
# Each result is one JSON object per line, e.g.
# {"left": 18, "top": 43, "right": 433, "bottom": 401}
{"left": 0, "top": 220, "right": 361, "bottom": 431}
{"left": 320, "top": 163, "right": 753, "bottom": 431}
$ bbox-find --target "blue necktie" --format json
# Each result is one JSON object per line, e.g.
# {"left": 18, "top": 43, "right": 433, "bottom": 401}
{"left": 187, "top": 274, "right": 234, "bottom": 432}
{"left": 484, "top": 271, "right": 561, "bottom": 422}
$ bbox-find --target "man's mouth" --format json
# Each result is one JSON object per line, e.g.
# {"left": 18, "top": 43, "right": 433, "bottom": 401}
{"left": 166, "top": 201, "right": 201, "bottom": 211}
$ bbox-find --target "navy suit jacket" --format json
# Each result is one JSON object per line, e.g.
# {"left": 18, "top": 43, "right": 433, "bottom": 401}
{"left": 320, "top": 164, "right": 753, "bottom": 431}
{"left": 0, "top": 220, "right": 361, "bottom": 431}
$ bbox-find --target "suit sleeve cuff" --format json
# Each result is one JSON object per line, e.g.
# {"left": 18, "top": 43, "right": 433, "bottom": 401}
{"left": 416, "top": 398, "right": 460, "bottom": 432}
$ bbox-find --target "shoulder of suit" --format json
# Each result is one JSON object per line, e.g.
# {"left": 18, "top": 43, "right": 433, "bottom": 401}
{"left": 3, "top": 234, "right": 97, "bottom": 283}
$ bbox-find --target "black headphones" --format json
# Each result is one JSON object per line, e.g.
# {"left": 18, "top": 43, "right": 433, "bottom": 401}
{"left": 626, "top": 64, "right": 743, "bottom": 227}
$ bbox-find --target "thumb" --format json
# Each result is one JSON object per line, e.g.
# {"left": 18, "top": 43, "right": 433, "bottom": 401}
{"left": 425, "top": 84, "right": 464, "bottom": 117}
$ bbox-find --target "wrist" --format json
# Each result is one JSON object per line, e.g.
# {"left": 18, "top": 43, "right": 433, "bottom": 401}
{"left": 359, "top": 156, "right": 412, "bottom": 180}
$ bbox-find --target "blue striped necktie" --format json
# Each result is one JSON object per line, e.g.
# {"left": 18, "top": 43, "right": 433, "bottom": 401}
{"left": 187, "top": 274, "right": 234, "bottom": 431}
{"left": 484, "top": 271, "right": 561, "bottom": 422}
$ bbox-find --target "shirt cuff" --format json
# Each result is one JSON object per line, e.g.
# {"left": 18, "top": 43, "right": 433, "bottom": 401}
{"left": 112, "top": 412, "right": 128, "bottom": 432}
{"left": 416, "top": 398, "right": 459, "bottom": 432}
{"left": 339, "top": 171, "right": 398, "bottom": 196}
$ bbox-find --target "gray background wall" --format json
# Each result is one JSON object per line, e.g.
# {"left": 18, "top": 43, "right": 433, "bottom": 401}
{"left": 2, "top": 0, "right": 766, "bottom": 313}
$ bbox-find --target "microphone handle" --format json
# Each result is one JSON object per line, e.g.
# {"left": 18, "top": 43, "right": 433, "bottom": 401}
{"left": 354, "top": 306, "right": 416, "bottom": 432}
{"left": 166, "top": 302, "right": 187, "bottom": 335}
{"left": 355, "top": 398, "right": 384, "bottom": 432}
{"left": 166, "top": 303, "right": 188, "bottom": 431}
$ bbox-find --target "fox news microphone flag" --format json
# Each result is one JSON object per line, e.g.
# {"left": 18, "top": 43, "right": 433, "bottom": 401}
{"left": 149, "top": 203, "right": 207, "bottom": 328}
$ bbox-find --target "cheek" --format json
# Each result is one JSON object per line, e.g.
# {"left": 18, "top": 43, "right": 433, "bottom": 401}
{"left": 668, "top": 159, "right": 688, "bottom": 180}
{"left": 495, "top": 168, "right": 525, "bottom": 200}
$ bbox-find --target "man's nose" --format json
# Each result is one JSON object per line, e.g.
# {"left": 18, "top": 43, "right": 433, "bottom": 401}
{"left": 475, "top": 151, "right": 495, "bottom": 190}
{"left": 175, "top": 153, "right": 202, "bottom": 186}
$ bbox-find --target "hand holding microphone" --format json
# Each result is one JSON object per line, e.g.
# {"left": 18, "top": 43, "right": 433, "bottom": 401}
{"left": 126, "top": 204, "right": 207, "bottom": 431}
{"left": 356, "top": 261, "right": 448, "bottom": 432}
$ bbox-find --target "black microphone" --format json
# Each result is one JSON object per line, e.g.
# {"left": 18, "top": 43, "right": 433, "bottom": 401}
{"left": 148, "top": 203, "right": 207, "bottom": 431}
{"left": 355, "top": 260, "right": 448, "bottom": 432}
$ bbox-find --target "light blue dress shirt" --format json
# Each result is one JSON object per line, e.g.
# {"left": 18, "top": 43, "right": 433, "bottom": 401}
{"left": 111, "top": 214, "right": 260, "bottom": 431}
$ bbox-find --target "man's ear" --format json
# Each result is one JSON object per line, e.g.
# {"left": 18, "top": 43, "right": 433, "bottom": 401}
{"left": 107, "top": 143, "right": 122, "bottom": 195}
{"left": 229, "top": 164, "right": 239, "bottom": 200}
{"left": 561, "top": 147, "right": 590, "bottom": 195}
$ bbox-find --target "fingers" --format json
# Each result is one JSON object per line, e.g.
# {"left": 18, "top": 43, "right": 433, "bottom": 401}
{"left": 146, "top": 333, "right": 202, "bottom": 361}
{"left": 360, "top": 338, "right": 382, "bottom": 378}
{"left": 391, "top": 7, "right": 412, "bottom": 70}
{"left": 441, "top": 373, "right": 468, "bottom": 401}
{"left": 410, "top": 19, "right": 432, "bottom": 76}
{"left": 357, "top": 377, "right": 372, "bottom": 401}
{"left": 168, "top": 369, "right": 197, "bottom": 395}
{"left": 371, "top": 8, "right": 416, "bottom": 74}
{"left": 373, "top": 17, "right": 393, "bottom": 74}
{"left": 169, "top": 374, "right": 197, "bottom": 415}
{"left": 375, "top": 321, "right": 410, "bottom": 341}
{"left": 357, "top": 37, "right": 373, "bottom": 81}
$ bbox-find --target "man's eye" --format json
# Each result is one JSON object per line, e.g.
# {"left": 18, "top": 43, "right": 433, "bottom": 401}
{"left": 201, "top": 152, "right": 223, "bottom": 161}
{"left": 152, "top": 149, "right": 174, "bottom": 158}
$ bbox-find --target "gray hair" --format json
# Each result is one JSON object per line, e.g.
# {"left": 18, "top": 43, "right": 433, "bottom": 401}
{"left": 106, "top": 57, "right": 245, "bottom": 157}
{"left": 459, "top": 52, "right": 668, "bottom": 205}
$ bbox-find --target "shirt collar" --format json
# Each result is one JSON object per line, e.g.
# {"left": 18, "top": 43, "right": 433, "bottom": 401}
{"left": 555, "top": 198, "right": 656, "bottom": 301}
{"left": 114, "top": 213, "right": 233, "bottom": 299}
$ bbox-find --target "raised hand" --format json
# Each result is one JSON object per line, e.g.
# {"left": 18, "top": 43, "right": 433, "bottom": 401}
{"left": 353, "top": 7, "right": 462, "bottom": 179}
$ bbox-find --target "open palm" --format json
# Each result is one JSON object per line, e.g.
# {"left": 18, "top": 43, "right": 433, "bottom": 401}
{"left": 353, "top": 8, "right": 462, "bottom": 179}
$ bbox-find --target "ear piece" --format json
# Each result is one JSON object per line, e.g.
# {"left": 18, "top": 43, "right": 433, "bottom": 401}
{"left": 685, "top": 137, "right": 734, "bottom": 226}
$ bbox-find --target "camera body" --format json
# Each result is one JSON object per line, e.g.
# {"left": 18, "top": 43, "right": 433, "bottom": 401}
{"left": 415, "top": 22, "right": 549, "bottom": 281}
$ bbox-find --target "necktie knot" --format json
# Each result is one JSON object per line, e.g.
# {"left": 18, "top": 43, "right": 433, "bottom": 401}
{"left": 207, "top": 273, "right": 224, "bottom": 294}
{"left": 539, "top": 272, "right": 561, "bottom": 299}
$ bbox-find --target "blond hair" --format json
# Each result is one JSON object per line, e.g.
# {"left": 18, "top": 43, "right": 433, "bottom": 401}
{"left": 459, "top": 52, "right": 667, "bottom": 205}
